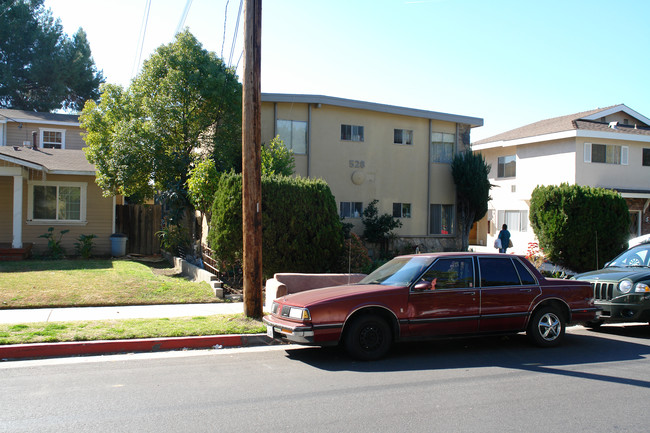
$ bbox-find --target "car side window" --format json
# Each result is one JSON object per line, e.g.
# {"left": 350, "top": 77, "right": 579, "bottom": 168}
{"left": 479, "top": 257, "right": 521, "bottom": 287}
{"left": 417, "top": 258, "right": 474, "bottom": 290}
{"left": 513, "top": 258, "right": 537, "bottom": 285}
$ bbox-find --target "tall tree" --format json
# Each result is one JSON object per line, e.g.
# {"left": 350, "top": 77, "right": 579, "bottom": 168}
{"left": 451, "top": 150, "right": 492, "bottom": 251}
{"left": 0, "top": 0, "right": 103, "bottom": 111}
{"left": 81, "top": 30, "right": 242, "bottom": 222}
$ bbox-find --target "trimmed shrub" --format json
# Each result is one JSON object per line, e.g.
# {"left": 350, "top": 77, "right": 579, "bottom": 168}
{"left": 529, "top": 183, "right": 629, "bottom": 273}
{"left": 208, "top": 173, "right": 344, "bottom": 278}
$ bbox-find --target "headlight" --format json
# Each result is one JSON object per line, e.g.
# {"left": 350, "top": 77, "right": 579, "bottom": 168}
{"left": 619, "top": 280, "right": 632, "bottom": 294}
{"left": 289, "top": 307, "right": 311, "bottom": 320}
{"left": 634, "top": 283, "right": 650, "bottom": 293}
{"left": 272, "top": 302, "right": 279, "bottom": 314}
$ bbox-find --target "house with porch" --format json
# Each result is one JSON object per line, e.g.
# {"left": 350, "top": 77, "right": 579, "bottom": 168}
{"left": 0, "top": 109, "right": 115, "bottom": 258}
{"left": 472, "top": 104, "right": 650, "bottom": 254}
{"left": 261, "top": 94, "right": 484, "bottom": 253}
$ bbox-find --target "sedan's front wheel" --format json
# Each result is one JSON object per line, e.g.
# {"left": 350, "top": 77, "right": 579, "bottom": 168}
{"left": 527, "top": 306, "right": 565, "bottom": 347}
{"left": 343, "top": 314, "right": 392, "bottom": 361}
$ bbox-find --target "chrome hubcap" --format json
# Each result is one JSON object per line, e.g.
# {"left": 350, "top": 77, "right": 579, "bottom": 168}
{"left": 538, "top": 312, "right": 561, "bottom": 341}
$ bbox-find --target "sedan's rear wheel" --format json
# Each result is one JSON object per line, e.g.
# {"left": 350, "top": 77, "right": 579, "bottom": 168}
{"left": 527, "top": 306, "right": 565, "bottom": 347}
{"left": 343, "top": 314, "right": 392, "bottom": 361}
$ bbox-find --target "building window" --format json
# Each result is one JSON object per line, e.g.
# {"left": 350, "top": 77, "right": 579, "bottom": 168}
{"left": 393, "top": 203, "right": 411, "bottom": 218}
{"left": 341, "top": 124, "right": 364, "bottom": 142}
{"left": 276, "top": 120, "right": 307, "bottom": 154}
{"left": 497, "top": 155, "right": 516, "bottom": 178}
{"left": 40, "top": 129, "right": 65, "bottom": 149}
{"left": 430, "top": 204, "right": 454, "bottom": 235}
{"left": 498, "top": 210, "right": 528, "bottom": 232}
{"left": 340, "top": 201, "right": 363, "bottom": 218}
{"left": 393, "top": 129, "right": 413, "bottom": 145}
{"left": 431, "top": 132, "right": 455, "bottom": 163}
{"left": 584, "top": 143, "right": 628, "bottom": 165}
{"left": 644, "top": 149, "right": 650, "bottom": 166}
{"left": 28, "top": 181, "right": 86, "bottom": 222}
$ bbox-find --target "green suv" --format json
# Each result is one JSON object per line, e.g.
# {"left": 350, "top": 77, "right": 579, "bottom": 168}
{"left": 574, "top": 243, "right": 650, "bottom": 327}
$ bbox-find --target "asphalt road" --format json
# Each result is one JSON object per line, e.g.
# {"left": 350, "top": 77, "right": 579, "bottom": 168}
{"left": 2, "top": 324, "right": 650, "bottom": 433}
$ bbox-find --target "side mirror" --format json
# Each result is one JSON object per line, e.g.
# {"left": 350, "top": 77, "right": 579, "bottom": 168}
{"left": 414, "top": 280, "right": 433, "bottom": 291}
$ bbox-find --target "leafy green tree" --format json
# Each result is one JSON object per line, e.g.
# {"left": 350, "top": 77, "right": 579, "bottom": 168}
{"left": 529, "top": 183, "right": 629, "bottom": 272}
{"left": 261, "top": 135, "right": 295, "bottom": 176}
{"left": 362, "top": 199, "right": 402, "bottom": 257}
{"left": 188, "top": 135, "right": 295, "bottom": 215}
{"left": 0, "top": 0, "right": 103, "bottom": 111}
{"left": 81, "top": 30, "right": 242, "bottom": 221}
{"left": 451, "top": 150, "right": 492, "bottom": 251}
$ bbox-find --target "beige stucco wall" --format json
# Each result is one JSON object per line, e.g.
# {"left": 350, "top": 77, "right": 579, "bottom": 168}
{"left": 261, "top": 101, "right": 463, "bottom": 242}
{"left": 575, "top": 137, "right": 650, "bottom": 190}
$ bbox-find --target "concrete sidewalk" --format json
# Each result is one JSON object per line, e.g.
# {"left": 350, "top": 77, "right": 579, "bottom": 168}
{"left": 0, "top": 302, "right": 245, "bottom": 324}
{"left": 0, "top": 303, "right": 274, "bottom": 361}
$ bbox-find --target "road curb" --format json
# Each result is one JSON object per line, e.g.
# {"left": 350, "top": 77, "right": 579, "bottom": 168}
{"left": 0, "top": 333, "right": 273, "bottom": 361}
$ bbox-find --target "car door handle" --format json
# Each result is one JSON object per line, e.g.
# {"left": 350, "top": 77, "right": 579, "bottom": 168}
{"left": 520, "top": 289, "right": 532, "bottom": 293}
{"left": 464, "top": 291, "right": 476, "bottom": 295}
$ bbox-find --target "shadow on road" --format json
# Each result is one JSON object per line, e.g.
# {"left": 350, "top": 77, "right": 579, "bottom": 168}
{"left": 283, "top": 326, "right": 650, "bottom": 388}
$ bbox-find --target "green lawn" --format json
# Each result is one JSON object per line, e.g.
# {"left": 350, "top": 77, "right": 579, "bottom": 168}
{"left": 0, "top": 258, "right": 267, "bottom": 345}
{"left": 0, "top": 315, "right": 265, "bottom": 345}
{"left": 0, "top": 258, "right": 220, "bottom": 308}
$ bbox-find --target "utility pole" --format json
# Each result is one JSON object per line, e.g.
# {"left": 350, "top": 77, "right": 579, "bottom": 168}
{"left": 242, "top": 0, "right": 263, "bottom": 318}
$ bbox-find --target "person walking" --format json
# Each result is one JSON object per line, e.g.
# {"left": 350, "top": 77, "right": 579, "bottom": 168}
{"left": 498, "top": 224, "right": 511, "bottom": 254}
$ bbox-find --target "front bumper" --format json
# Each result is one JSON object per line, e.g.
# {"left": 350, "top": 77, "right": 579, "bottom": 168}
{"left": 596, "top": 298, "right": 650, "bottom": 322}
{"left": 263, "top": 315, "right": 315, "bottom": 344}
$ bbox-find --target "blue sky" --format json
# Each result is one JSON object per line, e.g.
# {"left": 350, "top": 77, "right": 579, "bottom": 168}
{"left": 44, "top": 0, "right": 650, "bottom": 142}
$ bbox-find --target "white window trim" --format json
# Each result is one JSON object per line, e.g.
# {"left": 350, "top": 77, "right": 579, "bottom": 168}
{"left": 584, "top": 142, "right": 629, "bottom": 165}
{"left": 584, "top": 143, "right": 592, "bottom": 163}
{"left": 497, "top": 155, "right": 517, "bottom": 178}
{"left": 27, "top": 180, "right": 87, "bottom": 225}
{"left": 39, "top": 127, "right": 66, "bottom": 149}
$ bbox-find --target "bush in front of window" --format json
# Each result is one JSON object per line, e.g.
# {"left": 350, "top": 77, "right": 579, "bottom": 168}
{"left": 74, "top": 234, "right": 97, "bottom": 259}
{"left": 38, "top": 227, "right": 70, "bottom": 259}
{"left": 208, "top": 173, "right": 344, "bottom": 278}
{"left": 529, "top": 183, "right": 629, "bottom": 273}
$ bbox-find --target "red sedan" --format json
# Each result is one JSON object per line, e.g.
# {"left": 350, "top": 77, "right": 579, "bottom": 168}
{"left": 263, "top": 253, "right": 599, "bottom": 360}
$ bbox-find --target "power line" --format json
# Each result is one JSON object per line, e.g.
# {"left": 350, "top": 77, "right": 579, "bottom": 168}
{"left": 221, "top": 0, "right": 229, "bottom": 59}
{"left": 228, "top": 0, "right": 244, "bottom": 67}
{"left": 175, "top": 0, "right": 193, "bottom": 35}
{"left": 131, "top": 0, "right": 152, "bottom": 79}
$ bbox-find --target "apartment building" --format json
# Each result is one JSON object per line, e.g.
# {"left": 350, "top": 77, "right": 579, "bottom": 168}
{"left": 261, "top": 94, "right": 483, "bottom": 252}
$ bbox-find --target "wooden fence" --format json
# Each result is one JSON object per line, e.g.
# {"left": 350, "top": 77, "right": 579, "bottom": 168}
{"left": 115, "top": 204, "right": 162, "bottom": 255}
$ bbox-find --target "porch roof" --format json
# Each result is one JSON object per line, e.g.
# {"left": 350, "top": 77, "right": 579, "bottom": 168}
{"left": 0, "top": 146, "right": 95, "bottom": 175}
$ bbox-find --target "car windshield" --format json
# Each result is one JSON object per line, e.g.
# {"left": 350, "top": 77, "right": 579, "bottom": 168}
{"left": 607, "top": 244, "right": 650, "bottom": 268}
{"left": 359, "top": 256, "right": 435, "bottom": 286}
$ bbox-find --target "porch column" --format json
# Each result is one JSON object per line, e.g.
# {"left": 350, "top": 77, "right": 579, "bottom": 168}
{"left": 12, "top": 175, "right": 23, "bottom": 248}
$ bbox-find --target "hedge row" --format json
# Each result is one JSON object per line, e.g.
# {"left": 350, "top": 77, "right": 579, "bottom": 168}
{"left": 208, "top": 173, "right": 344, "bottom": 278}
{"left": 529, "top": 183, "right": 629, "bottom": 273}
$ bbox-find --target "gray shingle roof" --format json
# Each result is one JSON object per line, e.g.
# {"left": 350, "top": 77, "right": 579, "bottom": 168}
{"left": 0, "top": 109, "right": 79, "bottom": 125}
{"left": 0, "top": 146, "right": 94, "bottom": 174}
{"left": 473, "top": 104, "right": 650, "bottom": 145}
